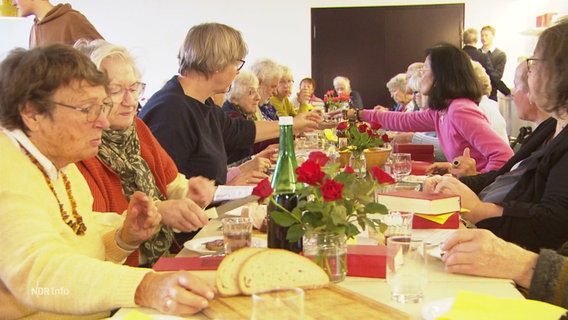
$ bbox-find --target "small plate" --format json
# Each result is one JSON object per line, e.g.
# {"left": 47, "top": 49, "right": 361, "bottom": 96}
{"left": 184, "top": 236, "right": 267, "bottom": 254}
{"left": 421, "top": 297, "right": 454, "bottom": 320}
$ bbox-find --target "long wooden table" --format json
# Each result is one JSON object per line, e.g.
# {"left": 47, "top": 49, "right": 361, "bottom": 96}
{"left": 111, "top": 217, "right": 524, "bottom": 319}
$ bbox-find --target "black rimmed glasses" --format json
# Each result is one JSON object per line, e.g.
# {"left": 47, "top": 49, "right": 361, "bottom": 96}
{"left": 237, "top": 59, "right": 246, "bottom": 71}
{"left": 108, "top": 82, "right": 146, "bottom": 100}
{"left": 51, "top": 97, "right": 113, "bottom": 122}
{"left": 526, "top": 57, "right": 545, "bottom": 73}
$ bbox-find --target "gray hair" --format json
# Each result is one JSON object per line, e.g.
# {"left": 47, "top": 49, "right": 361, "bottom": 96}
{"left": 333, "top": 76, "right": 351, "bottom": 89}
{"left": 178, "top": 22, "right": 248, "bottom": 77}
{"left": 386, "top": 73, "right": 408, "bottom": 92}
{"left": 406, "top": 62, "right": 424, "bottom": 92}
{"left": 249, "top": 58, "right": 282, "bottom": 83}
{"left": 227, "top": 71, "right": 259, "bottom": 100}
{"left": 74, "top": 39, "right": 141, "bottom": 79}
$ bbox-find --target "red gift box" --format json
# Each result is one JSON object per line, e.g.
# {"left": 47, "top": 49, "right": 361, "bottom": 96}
{"left": 413, "top": 211, "right": 460, "bottom": 229}
{"left": 346, "top": 245, "right": 386, "bottom": 278}
{"left": 153, "top": 256, "right": 223, "bottom": 271}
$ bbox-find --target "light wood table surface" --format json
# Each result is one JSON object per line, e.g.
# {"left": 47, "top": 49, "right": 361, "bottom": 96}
{"left": 113, "top": 219, "right": 524, "bottom": 319}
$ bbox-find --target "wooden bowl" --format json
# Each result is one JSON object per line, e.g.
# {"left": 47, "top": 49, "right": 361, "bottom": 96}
{"left": 364, "top": 148, "right": 392, "bottom": 168}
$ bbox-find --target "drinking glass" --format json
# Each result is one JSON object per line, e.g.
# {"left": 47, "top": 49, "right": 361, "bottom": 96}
{"left": 391, "top": 153, "right": 412, "bottom": 182}
{"left": 251, "top": 288, "right": 305, "bottom": 320}
{"left": 221, "top": 217, "right": 252, "bottom": 254}
{"left": 386, "top": 237, "right": 427, "bottom": 303}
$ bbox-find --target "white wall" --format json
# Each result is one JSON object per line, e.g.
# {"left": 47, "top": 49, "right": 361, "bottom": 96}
{"left": 1, "top": 0, "right": 567, "bottom": 105}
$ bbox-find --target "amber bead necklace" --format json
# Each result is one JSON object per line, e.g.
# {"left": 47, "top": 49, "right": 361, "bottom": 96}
{"left": 22, "top": 147, "right": 87, "bottom": 236}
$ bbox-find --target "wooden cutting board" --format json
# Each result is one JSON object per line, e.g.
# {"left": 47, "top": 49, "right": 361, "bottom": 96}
{"left": 202, "top": 284, "right": 411, "bottom": 319}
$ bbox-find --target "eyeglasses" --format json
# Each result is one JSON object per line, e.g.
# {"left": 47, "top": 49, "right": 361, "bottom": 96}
{"left": 108, "top": 82, "right": 146, "bottom": 100}
{"left": 526, "top": 57, "right": 545, "bottom": 73}
{"left": 236, "top": 59, "right": 246, "bottom": 71}
{"left": 279, "top": 79, "right": 294, "bottom": 85}
{"left": 51, "top": 98, "right": 113, "bottom": 122}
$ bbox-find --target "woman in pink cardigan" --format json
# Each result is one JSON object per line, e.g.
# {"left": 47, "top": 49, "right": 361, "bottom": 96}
{"left": 348, "top": 43, "right": 513, "bottom": 174}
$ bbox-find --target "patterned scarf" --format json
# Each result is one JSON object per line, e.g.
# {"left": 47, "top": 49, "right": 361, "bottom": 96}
{"left": 97, "top": 122, "right": 174, "bottom": 266}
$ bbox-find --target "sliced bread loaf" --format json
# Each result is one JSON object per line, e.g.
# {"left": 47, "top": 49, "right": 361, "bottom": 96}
{"left": 238, "top": 248, "right": 329, "bottom": 295}
{"left": 216, "top": 247, "right": 265, "bottom": 296}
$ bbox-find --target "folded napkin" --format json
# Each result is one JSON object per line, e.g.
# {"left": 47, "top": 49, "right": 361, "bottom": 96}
{"left": 438, "top": 291, "right": 567, "bottom": 320}
{"left": 415, "top": 212, "right": 454, "bottom": 224}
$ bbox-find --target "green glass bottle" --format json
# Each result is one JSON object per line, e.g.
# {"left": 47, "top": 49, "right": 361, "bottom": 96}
{"left": 267, "top": 116, "right": 303, "bottom": 253}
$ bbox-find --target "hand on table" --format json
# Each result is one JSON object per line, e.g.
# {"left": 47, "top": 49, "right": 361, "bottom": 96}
{"left": 157, "top": 198, "right": 209, "bottom": 232}
{"left": 227, "top": 170, "right": 268, "bottom": 186}
{"left": 187, "top": 176, "right": 216, "bottom": 208}
{"left": 239, "top": 156, "right": 272, "bottom": 174}
{"left": 135, "top": 271, "right": 217, "bottom": 316}
{"left": 425, "top": 162, "right": 452, "bottom": 176}
{"left": 121, "top": 191, "right": 161, "bottom": 247}
{"left": 449, "top": 148, "right": 478, "bottom": 178}
{"left": 441, "top": 229, "right": 538, "bottom": 288}
{"left": 254, "top": 144, "right": 279, "bottom": 164}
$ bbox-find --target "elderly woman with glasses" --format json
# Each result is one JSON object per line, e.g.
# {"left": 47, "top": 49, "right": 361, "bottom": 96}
{"left": 75, "top": 40, "right": 215, "bottom": 267}
{"left": 270, "top": 65, "right": 312, "bottom": 117}
{"left": 139, "top": 23, "right": 320, "bottom": 186}
{"left": 425, "top": 19, "right": 568, "bottom": 253}
{"left": 222, "top": 71, "right": 278, "bottom": 166}
{"left": 0, "top": 44, "right": 215, "bottom": 319}
{"left": 434, "top": 22, "right": 568, "bottom": 311}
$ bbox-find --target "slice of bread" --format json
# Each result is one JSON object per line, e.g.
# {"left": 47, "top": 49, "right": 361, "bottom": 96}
{"left": 216, "top": 247, "right": 265, "bottom": 296}
{"left": 238, "top": 249, "right": 329, "bottom": 295}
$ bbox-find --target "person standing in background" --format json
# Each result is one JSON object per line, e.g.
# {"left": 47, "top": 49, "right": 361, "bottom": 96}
{"left": 462, "top": 28, "right": 510, "bottom": 99}
{"left": 479, "top": 25, "right": 507, "bottom": 101}
{"left": 11, "top": 0, "right": 103, "bottom": 48}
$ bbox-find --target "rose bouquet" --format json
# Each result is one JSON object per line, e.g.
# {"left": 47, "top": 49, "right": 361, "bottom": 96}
{"left": 323, "top": 90, "right": 351, "bottom": 111}
{"left": 336, "top": 120, "right": 389, "bottom": 153}
{"left": 252, "top": 151, "right": 395, "bottom": 242}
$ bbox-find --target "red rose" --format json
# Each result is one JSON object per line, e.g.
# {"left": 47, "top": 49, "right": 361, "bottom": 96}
{"left": 332, "top": 97, "right": 339, "bottom": 103}
{"left": 369, "top": 166, "right": 395, "bottom": 184}
{"left": 381, "top": 133, "right": 389, "bottom": 143}
{"left": 370, "top": 121, "right": 382, "bottom": 130}
{"left": 357, "top": 123, "right": 368, "bottom": 133}
{"left": 295, "top": 161, "right": 325, "bottom": 186}
{"left": 339, "top": 93, "right": 351, "bottom": 101}
{"left": 320, "top": 178, "right": 344, "bottom": 201}
{"left": 308, "top": 151, "right": 329, "bottom": 166}
{"left": 366, "top": 129, "right": 373, "bottom": 137}
{"left": 251, "top": 178, "right": 273, "bottom": 202}
{"left": 343, "top": 165, "right": 354, "bottom": 173}
{"left": 336, "top": 121, "right": 348, "bottom": 131}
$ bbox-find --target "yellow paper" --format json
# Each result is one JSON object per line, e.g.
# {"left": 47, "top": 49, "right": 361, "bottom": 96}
{"left": 415, "top": 212, "right": 454, "bottom": 224}
{"left": 122, "top": 310, "right": 156, "bottom": 320}
{"left": 324, "top": 129, "right": 338, "bottom": 142}
{"left": 437, "top": 291, "right": 566, "bottom": 320}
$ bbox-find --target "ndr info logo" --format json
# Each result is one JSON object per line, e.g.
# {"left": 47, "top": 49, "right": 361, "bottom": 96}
{"left": 31, "top": 283, "right": 69, "bottom": 296}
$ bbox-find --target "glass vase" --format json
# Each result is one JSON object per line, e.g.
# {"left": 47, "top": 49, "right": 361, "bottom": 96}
{"left": 349, "top": 150, "right": 366, "bottom": 177}
{"left": 302, "top": 231, "right": 347, "bottom": 283}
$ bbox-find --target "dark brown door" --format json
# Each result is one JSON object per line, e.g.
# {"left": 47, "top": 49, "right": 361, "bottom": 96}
{"left": 311, "top": 4, "right": 464, "bottom": 109}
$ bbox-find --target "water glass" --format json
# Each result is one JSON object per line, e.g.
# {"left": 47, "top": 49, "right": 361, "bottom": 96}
{"left": 251, "top": 288, "right": 305, "bottom": 320}
{"left": 386, "top": 237, "right": 427, "bottom": 303}
{"left": 221, "top": 217, "right": 252, "bottom": 254}
{"left": 381, "top": 211, "right": 414, "bottom": 244}
{"left": 391, "top": 153, "right": 412, "bottom": 182}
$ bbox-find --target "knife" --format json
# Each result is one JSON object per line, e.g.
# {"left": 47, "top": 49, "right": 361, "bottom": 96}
{"left": 204, "top": 195, "right": 260, "bottom": 219}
